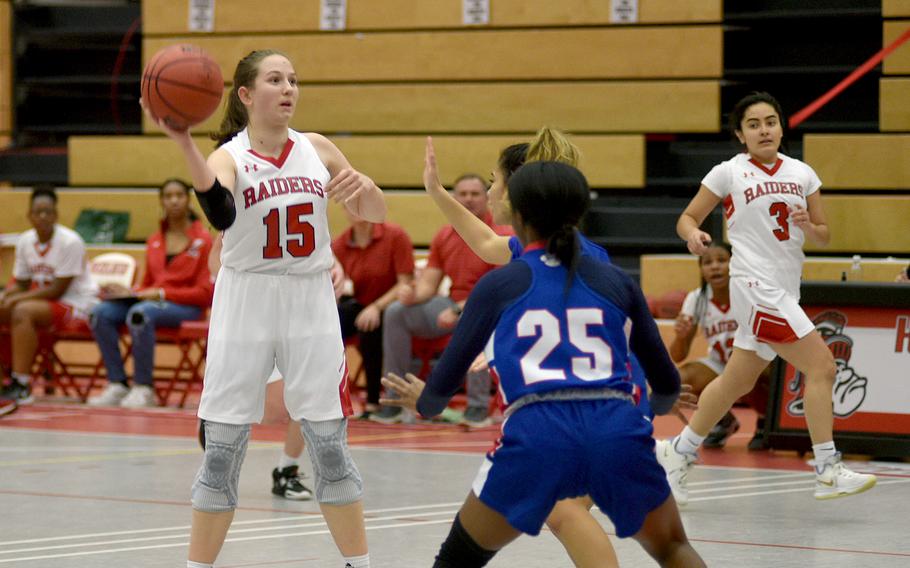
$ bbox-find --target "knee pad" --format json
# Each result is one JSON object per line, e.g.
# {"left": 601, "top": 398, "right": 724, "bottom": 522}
{"left": 191, "top": 422, "right": 250, "bottom": 512}
{"left": 299, "top": 418, "right": 363, "bottom": 505}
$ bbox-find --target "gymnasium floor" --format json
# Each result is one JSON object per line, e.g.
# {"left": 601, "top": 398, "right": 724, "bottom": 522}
{"left": 1, "top": 402, "right": 909, "bottom": 567}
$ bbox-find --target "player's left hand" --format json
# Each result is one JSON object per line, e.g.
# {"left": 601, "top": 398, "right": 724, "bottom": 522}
{"left": 789, "top": 204, "right": 811, "bottom": 230}
{"left": 380, "top": 373, "right": 424, "bottom": 413}
{"left": 326, "top": 168, "right": 376, "bottom": 206}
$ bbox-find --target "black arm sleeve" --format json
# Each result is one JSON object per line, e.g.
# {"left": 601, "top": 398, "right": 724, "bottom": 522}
{"left": 197, "top": 179, "right": 237, "bottom": 230}
{"left": 416, "top": 264, "right": 530, "bottom": 418}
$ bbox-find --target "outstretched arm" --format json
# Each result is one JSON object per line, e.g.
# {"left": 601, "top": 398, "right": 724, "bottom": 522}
{"left": 424, "top": 137, "right": 511, "bottom": 265}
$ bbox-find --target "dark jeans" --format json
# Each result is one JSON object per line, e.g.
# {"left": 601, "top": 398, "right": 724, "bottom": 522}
{"left": 338, "top": 297, "right": 383, "bottom": 406}
{"left": 90, "top": 299, "right": 202, "bottom": 386}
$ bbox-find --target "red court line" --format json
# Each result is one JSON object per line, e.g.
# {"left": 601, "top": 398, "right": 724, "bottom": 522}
{"left": 687, "top": 536, "right": 910, "bottom": 559}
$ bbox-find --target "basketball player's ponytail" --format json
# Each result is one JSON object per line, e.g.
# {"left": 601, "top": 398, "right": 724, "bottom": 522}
{"left": 212, "top": 49, "right": 289, "bottom": 147}
{"left": 526, "top": 126, "right": 580, "bottom": 168}
{"left": 507, "top": 161, "right": 590, "bottom": 293}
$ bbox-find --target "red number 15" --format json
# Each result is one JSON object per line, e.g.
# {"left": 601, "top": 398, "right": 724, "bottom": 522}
{"left": 262, "top": 203, "right": 315, "bottom": 259}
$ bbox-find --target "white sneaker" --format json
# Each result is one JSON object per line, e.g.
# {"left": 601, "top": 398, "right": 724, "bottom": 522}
{"left": 655, "top": 438, "right": 696, "bottom": 506}
{"left": 87, "top": 382, "right": 129, "bottom": 407}
{"left": 120, "top": 385, "right": 157, "bottom": 408}
{"left": 814, "top": 453, "right": 877, "bottom": 500}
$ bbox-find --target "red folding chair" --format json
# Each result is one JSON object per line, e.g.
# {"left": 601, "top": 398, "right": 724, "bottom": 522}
{"left": 152, "top": 319, "right": 209, "bottom": 408}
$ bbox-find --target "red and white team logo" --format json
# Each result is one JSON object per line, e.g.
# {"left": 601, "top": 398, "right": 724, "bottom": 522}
{"left": 786, "top": 310, "right": 868, "bottom": 418}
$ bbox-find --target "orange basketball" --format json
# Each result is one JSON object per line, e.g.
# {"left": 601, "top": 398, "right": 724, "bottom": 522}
{"left": 141, "top": 44, "right": 224, "bottom": 131}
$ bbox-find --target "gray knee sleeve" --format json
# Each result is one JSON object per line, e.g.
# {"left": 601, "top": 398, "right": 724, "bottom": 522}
{"left": 191, "top": 422, "right": 250, "bottom": 512}
{"left": 300, "top": 418, "right": 363, "bottom": 505}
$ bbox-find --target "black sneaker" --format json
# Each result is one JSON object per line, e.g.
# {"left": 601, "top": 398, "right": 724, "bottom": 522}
{"left": 703, "top": 411, "right": 740, "bottom": 448}
{"left": 368, "top": 405, "right": 404, "bottom": 424}
{"left": 747, "top": 418, "right": 769, "bottom": 451}
{"left": 0, "top": 398, "right": 17, "bottom": 417}
{"left": 272, "top": 465, "right": 313, "bottom": 500}
{"left": 0, "top": 380, "right": 33, "bottom": 406}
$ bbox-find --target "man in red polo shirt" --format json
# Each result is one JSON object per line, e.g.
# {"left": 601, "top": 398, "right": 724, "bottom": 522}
{"left": 371, "top": 174, "right": 512, "bottom": 426}
{"left": 332, "top": 210, "right": 415, "bottom": 418}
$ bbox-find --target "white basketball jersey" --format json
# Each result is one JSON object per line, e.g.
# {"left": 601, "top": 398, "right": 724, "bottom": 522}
{"left": 219, "top": 128, "right": 333, "bottom": 274}
{"left": 702, "top": 153, "right": 821, "bottom": 295}
{"left": 13, "top": 225, "right": 99, "bottom": 317}
{"left": 680, "top": 287, "right": 737, "bottom": 367}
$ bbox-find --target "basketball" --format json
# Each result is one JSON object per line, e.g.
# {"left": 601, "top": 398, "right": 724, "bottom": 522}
{"left": 141, "top": 44, "right": 224, "bottom": 131}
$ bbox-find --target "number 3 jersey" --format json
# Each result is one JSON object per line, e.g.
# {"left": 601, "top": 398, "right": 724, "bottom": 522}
{"left": 219, "top": 128, "right": 334, "bottom": 275}
{"left": 415, "top": 245, "right": 680, "bottom": 418}
{"left": 702, "top": 153, "right": 821, "bottom": 295}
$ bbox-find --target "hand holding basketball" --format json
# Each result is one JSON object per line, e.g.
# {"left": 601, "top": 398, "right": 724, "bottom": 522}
{"left": 141, "top": 44, "right": 224, "bottom": 131}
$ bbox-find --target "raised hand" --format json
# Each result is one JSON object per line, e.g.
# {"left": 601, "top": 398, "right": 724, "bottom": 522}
{"left": 380, "top": 373, "right": 424, "bottom": 413}
{"left": 424, "top": 136, "right": 446, "bottom": 196}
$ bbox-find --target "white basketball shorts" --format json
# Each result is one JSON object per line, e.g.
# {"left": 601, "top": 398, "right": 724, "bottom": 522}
{"left": 199, "top": 267, "right": 352, "bottom": 424}
{"left": 729, "top": 276, "right": 815, "bottom": 361}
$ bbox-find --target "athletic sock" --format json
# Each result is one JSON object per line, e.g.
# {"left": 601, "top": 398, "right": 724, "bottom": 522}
{"left": 812, "top": 441, "right": 837, "bottom": 464}
{"left": 343, "top": 553, "right": 370, "bottom": 567}
{"left": 674, "top": 426, "right": 706, "bottom": 455}
{"left": 187, "top": 561, "right": 212, "bottom": 568}
{"left": 278, "top": 452, "right": 301, "bottom": 470}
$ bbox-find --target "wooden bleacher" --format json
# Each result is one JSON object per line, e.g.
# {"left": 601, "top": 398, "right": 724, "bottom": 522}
{"left": 880, "top": 78, "right": 910, "bottom": 131}
{"left": 143, "top": 27, "right": 721, "bottom": 84}
{"left": 639, "top": 254, "right": 910, "bottom": 298}
{"left": 884, "top": 19, "right": 910, "bottom": 74}
{"left": 802, "top": 135, "right": 910, "bottom": 190}
{"left": 142, "top": 80, "right": 721, "bottom": 135}
{"left": 68, "top": 134, "right": 646, "bottom": 188}
{"left": 142, "top": 0, "right": 721, "bottom": 34}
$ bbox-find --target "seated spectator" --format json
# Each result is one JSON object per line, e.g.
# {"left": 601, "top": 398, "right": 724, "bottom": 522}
{"left": 88, "top": 179, "right": 213, "bottom": 408}
{"left": 897, "top": 265, "right": 909, "bottom": 283}
{"left": 333, "top": 209, "right": 414, "bottom": 418}
{"left": 669, "top": 243, "right": 769, "bottom": 450}
{"left": 0, "top": 186, "right": 99, "bottom": 417}
{"left": 371, "top": 174, "right": 512, "bottom": 427}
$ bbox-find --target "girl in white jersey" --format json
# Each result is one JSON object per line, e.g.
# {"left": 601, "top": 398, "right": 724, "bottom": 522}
{"left": 669, "top": 243, "right": 770, "bottom": 450}
{"left": 655, "top": 92, "right": 876, "bottom": 505}
{"left": 143, "top": 50, "right": 384, "bottom": 568}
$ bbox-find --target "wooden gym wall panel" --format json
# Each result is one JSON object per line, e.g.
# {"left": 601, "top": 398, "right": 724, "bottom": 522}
{"left": 143, "top": 0, "right": 721, "bottom": 34}
{"left": 69, "top": 134, "right": 645, "bottom": 188}
{"left": 884, "top": 0, "right": 910, "bottom": 17}
{"left": 0, "top": 0, "right": 11, "bottom": 137}
{"left": 883, "top": 21, "right": 910, "bottom": 74}
{"left": 805, "top": 196, "right": 910, "bottom": 254}
{"left": 144, "top": 81, "right": 721, "bottom": 135}
{"left": 143, "top": 26, "right": 722, "bottom": 83}
{"left": 0, "top": 190, "right": 164, "bottom": 242}
{"left": 803, "top": 134, "right": 910, "bottom": 189}
{"left": 881, "top": 78, "right": 910, "bottom": 131}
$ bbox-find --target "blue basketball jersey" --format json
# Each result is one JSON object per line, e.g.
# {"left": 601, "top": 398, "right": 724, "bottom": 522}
{"left": 485, "top": 245, "right": 635, "bottom": 405}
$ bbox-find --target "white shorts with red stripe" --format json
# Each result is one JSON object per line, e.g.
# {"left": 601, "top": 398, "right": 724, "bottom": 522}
{"left": 199, "top": 266, "right": 352, "bottom": 424}
{"left": 729, "top": 276, "right": 815, "bottom": 361}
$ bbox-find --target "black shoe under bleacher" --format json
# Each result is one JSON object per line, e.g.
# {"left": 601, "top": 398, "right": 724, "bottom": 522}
{"left": 0, "top": 380, "right": 32, "bottom": 418}
{"left": 272, "top": 465, "right": 314, "bottom": 500}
